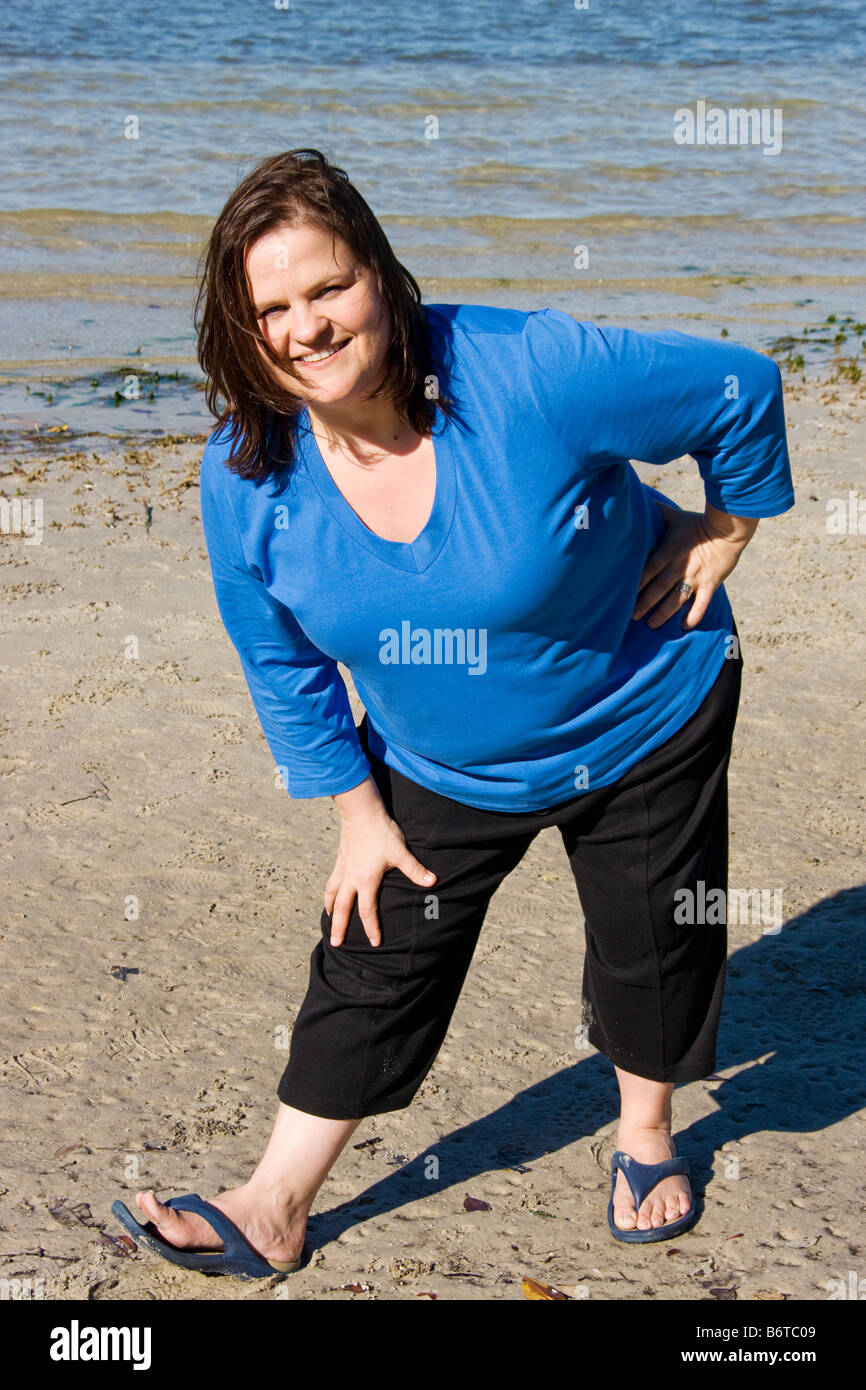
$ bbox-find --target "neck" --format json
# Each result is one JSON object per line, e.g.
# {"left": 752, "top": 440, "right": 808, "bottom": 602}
{"left": 304, "top": 394, "right": 409, "bottom": 457}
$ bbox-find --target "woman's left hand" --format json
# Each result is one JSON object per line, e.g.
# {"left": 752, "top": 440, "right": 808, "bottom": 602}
{"left": 633, "top": 502, "right": 759, "bottom": 630}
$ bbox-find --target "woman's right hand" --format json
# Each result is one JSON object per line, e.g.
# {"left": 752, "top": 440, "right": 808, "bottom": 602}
{"left": 325, "top": 776, "right": 437, "bottom": 948}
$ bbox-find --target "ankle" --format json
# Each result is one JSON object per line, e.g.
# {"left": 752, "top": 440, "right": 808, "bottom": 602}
{"left": 241, "top": 1176, "right": 307, "bottom": 1227}
{"left": 617, "top": 1119, "right": 673, "bottom": 1139}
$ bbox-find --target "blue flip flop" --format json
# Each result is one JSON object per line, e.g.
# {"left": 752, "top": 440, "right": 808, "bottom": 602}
{"left": 111, "top": 1193, "right": 305, "bottom": 1280}
{"left": 607, "top": 1150, "right": 698, "bottom": 1244}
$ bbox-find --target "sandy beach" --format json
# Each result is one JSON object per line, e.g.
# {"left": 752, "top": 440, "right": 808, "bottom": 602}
{"left": 0, "top": 365, "right": 863, "bottom": 1302}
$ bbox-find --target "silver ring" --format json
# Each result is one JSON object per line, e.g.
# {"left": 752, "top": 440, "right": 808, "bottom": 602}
{"left": 677, "top": 581, "right": 693, "bottom": 598}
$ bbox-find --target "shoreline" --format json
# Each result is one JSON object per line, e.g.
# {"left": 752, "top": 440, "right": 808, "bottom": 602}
{"left": 2, "top": 308, "right": 863, "bottom": 459}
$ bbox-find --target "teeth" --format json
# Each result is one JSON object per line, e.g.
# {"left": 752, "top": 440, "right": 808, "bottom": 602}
{"left": 298, "top": 341, "right": 347, "bottom": 364}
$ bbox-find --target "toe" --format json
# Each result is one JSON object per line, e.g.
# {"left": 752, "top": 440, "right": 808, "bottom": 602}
{"left": 135, "top": 1190, "right": 184, "bottom": 1238}
{"left": 135, "top": 1189, "right": 168, "bottom": 1224}
{"left": 676, "top": 1179, "right": 693, "bottom": 1219}
{"left": 134, "top": 1190, "right": 222, "bottom": 1251}
{"left": 661, "top": 1180, "right": 692, "bottom": 1224}
{"left": 636, "top": 1204, "right": 653, "bottom": 1230}
{"left": 613, "top": 1171, "right": 638, "bottom": 1229}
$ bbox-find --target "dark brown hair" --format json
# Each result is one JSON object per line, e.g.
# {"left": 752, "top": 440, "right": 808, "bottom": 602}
{"left": 194, "top": 148, "right": 454, "bottom": 481}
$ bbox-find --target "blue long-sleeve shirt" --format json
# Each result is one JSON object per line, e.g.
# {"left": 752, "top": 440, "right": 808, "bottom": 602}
{"left": 199, "top": 304, "right": 794, "bottom": 811}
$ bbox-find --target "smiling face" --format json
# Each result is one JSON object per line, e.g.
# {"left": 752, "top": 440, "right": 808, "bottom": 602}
{"left": 244, "top": 222, "right": 392, "bottom": 410}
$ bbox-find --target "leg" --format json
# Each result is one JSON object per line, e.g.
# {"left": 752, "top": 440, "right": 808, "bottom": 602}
{"left": 138, "top": 751, "right": 538, "bottom": 1258}
{"left": 612, "top": 1069, "right": 689, "bottom": 1231}
{"left": 277, "top": 746, "right": 537, "bottom": 1119}
{"left": 559, "top": 647, "right": 742, "bottom": 1230}
{"left": 135, "top": 1103, "right": 361, "bottom": 1262}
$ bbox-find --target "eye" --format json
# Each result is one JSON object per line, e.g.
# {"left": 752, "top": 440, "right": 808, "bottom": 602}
{"left": 260, "top": 285, "right": 342, "bottom": 320}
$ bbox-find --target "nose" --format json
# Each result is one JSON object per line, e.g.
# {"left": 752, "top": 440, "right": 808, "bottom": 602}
{"left": 289, "top": 300, "right": 332, "bottom": 352}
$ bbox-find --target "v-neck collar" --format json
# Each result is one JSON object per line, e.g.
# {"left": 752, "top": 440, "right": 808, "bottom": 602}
{"left": 300, "top": 404, "right": 456, "bottom": 575}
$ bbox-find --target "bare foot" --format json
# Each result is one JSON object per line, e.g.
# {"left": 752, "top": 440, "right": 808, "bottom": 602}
{"left": 613, "top": 1125, "right": 692, "bottom": 1232}
{"left": 134, "top": 1183, "right": 306, "bottom": 1264}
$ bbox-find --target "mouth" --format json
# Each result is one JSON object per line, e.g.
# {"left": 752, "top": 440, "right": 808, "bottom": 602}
{"left": 293, "top": 338, "right": 350, "bottom": 368}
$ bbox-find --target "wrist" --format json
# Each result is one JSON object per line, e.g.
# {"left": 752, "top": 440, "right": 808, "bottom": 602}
{"left": 701, "top": 503, "right": 759, "bottom": 546}
{"left": 332, "top": 775, "right": 388, "bottom": 823}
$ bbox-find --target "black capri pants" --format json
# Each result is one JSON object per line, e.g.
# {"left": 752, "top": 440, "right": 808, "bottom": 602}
{"left": 277, "top": 642, "right": 743, "bottom": 1120}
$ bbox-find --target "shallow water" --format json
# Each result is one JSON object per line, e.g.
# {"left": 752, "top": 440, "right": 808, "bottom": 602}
{"left": 1, "top": 0, "right": 863, "bottom": 446}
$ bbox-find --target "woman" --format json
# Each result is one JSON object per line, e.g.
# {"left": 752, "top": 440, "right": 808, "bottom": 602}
{"left": 112, "top": 149, "right": 794, "bottom": 1277}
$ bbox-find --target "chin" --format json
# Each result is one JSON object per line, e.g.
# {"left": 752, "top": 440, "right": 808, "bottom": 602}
{"left": 310, "top": 371, "right": 370, "bottom": 401}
